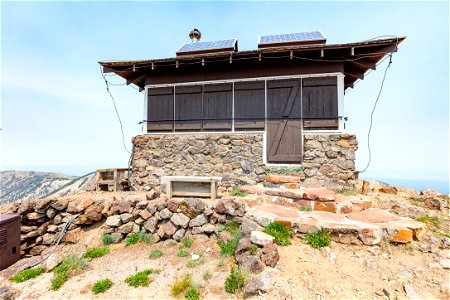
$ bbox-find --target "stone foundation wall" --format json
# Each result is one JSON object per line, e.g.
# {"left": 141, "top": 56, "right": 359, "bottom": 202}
{"left": 302, "top": 133, "right": 358, "bottom": 188}
{"left": 130, "top": 132, "right": 358, "bottom": 191}
{"left": 0, "top": 192, "right": 250, "bottom": 257}
{"left": 131, "top": 133, "right": 265, "bottom": 191}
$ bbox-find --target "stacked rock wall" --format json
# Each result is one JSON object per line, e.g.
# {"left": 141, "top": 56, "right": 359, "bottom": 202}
{"left": 131, "top": 133, "right": 265, "bottom": 191}
{"left": 131, "top": 133, "right": 358, "bottom": 190}
{"left": 302, "top": 133, "right": 358, "bottom": 188}
{"left": 0, "top": 192, "right": 247, "bottom": 257}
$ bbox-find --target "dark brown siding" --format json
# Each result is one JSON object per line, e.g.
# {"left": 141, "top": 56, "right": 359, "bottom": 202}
{"left": 267, "top": 79, "right": 302, "bottom": 163}
{"left": 147, "top": 87, "right": 174, "bottom": 131}
{"left": 175, "top": 86, "right": 202, "bottom": 131}
{"left": 302, "top": 77, "right": 338, "bottom": 119}
{"left": 234, "top": 81, "right": 265, "bottom": 130}
{"left": 202, "top": 83, "right": 232, "bottom": 130}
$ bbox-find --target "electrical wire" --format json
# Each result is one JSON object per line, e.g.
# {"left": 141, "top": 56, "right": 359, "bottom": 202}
{"left": 100, "top": 66, "right": 131, "bottom": 155}
{"left": 26, "top": 213, "right": 82, "bottom": 269}
{"left": 358, "top": 53, "right": 393, "bottom": 174}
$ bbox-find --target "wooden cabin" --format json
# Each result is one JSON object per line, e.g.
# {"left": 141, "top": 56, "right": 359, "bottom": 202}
{"left": 100, "top": 32, "right": 404, "bottom": 190}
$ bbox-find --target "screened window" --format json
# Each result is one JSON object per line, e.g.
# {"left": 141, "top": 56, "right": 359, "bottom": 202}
{"left": 234, "top": 81, "right": 265, "bottom": 130}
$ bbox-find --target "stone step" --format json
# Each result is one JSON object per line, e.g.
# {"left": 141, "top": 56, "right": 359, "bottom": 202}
{"left": 265, "top": 174, "right": 305, "bottom": 184}
{"left": 241, "top": 185, "right": 336, "bottom": 201}
{"left": 244, "top": 205, "right": 426, "bottom": 245}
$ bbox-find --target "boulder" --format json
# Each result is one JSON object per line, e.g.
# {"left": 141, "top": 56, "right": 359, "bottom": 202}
{"left": 261, "top": 243, "right": 279, "bottom": 267}
{"left": 46, "top": 207, "right": 57, "bottom": 219}
{"left": 117, "top": 222, "right": 134, "bottom": 234}
{"left": 202, "top": 223, "right": 215, "bottom": 233}
{"left": 143, "top": 217, "right": 158, "bottom": 233}
{"left": 157, "top": 221, "right": 177, "bottom": 238}
{"left": 215, "top": 199, "right": 245, "bottom": 216}
{"left": 111, "top": 232, "right": 123, "bottom": 243}
{"left": 240, "top": 218, "right": 263, "bottom": 236}
{"left": 160, "top": 208, "right": 173, "bottom": 219}
{"left": 167, "top": 199, "right": 181, "bottom": 212}
{"left": 120, "top": 213, "right": 134, "bottom": 223}
{"left": 136, "top": 199, "right": 149, "bottom": 209}
{"left": 192, "top": 226, "right": 204, "bottom": 235}
{"left": 67, "top": 198, "right": 94, "bottom": 213}
{"left": 139, "top": 209, "right": 152, "bottom": 220}
{"left": 85, "top": 204, "right": 103, "bottom": 221}
{"left": 235, "top": 237, "right": 252, "bottom": 255}
{"left": 18, "top": 201, "right": 35, "bottom": 214}
{"left": 243, "top": 269, "right": 276, "bottom": 299}
{"left": 189, "top": 214, "right": 208, "bottom": 227}
{"left": 106, "top": 215, "right": 122, "bottom": 227}
{"left": 62, "top": 227, "right": 82, "bottom": 243}
{"left": 250, "top": 231, "right": 274, "bottom": 246}
{"left": 173, "top": 228, "right": 186, "bottom": 241}
{"left": 171, "top": 213, "right": 190, "bottom": 228}
{"left": 45, "top": 253, "right": 62, "bottom": 271}
{"left": 179, "top": 198, "right": 206, "bottom": 218}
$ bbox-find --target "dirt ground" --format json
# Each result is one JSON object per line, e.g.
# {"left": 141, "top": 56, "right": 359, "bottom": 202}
{"left": 2, "top": 225, "right": 448, "bottom": 300}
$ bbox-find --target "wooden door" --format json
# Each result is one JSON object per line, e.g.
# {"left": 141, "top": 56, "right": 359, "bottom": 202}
{"left": 267, "top": 79, "right": 302, "bottom": 163}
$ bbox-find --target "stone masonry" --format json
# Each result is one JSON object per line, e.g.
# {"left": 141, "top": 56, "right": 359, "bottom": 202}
{"left": 131, "top": 133, "right": 358, "bottom": 191}
{"left": 131, "top": 133, "right": 265, "bottom": 191}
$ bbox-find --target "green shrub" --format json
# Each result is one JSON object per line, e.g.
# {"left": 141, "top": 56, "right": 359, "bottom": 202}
{"left": 181, "top": 236, "right": 193, "bottom": 248}
{"left": 217, "top": 231, "right": 240, "bottom": 256}
{"left": 249, "top": 244, "right": 259, "bottom": 255}
{"left": 224, "top": 264, "right": 246, "bottom": 294}
{"left": 299, "top": 205, "right": 312, "bottom": 211}
{"left": 124, "top": 269, "right": 158, "bottom": 287}
{"left": 10, "top": 267, "right": 45, "bottom": 283}
{"left": 177, "top": 248, "right": 189, "bottom": 257}
{"left": 52, "top": 255, "right": 87, "bottom": 290}
{"left": 221, "top": 220, "right": 240, "bottom": 232}
{"left": 125, "top": 232, "right": 152, "bottom": 246}
{"left": 83, "top": 246, "right": 109, "bottom": 259}
{"left": 149, "top": 249, "right": 163, "bottom": 259}
{"left": 92, "top": 278, "right": 113, "bottom": 294}
{"left": 184, "top": 287, "right": 200, "bottom": 300}
{"left": 305, "top": 230, "right": 331, "bottom": 249}
{"left": 338, "top": 188, "right": 358, "bottom": 196}
{"left": 171, "top": 274, "right": 192, "bottom": 296}
{"left": 102, "top": 234, "right": 114, "bottom": 245}
{"left": 437, "top": 231, "right": 450, "bottom": 239}
{"left": 230, "top": 186, "right": 246, "bottom": 197}
{"left": 263, "top": 222, "right": 291, "bottom": 246}
{"left": 416, "top": 215, "right": 442, "bottom": 229}
{"left": 202, "top": 271, "right": 212, "bottom": 281}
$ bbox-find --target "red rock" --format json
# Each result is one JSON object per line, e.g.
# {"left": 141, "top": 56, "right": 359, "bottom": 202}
{"left": 314, "top": 202, "right": 337, "bottom": 213}
{"left": 241, "top": 185, "right": 265, "bottom": 195}
{"left": 274, "top": 218, "right": 292, "bottom": 228}
{"left": 345, "top": 209, "right": 398, "bottom": 223}
{"left": 261, "top": 243, "right": 279, "bottom": 267}
{"left": 139, "top": 209, "right": 152, "bottom": 220}
{"left": 301, "top": 188, "right": 336, "bottom": 201}
{"left": 391, "top": 219, "right": 426, "bottom": 240}
{"left": 85, "top": 204, "right": 103, "bottom": 221}
{"left": 67, "top": 198, "right": 95, "bottom": 213}
{"left": 256, "top": 204, "right": 300, "bottom": 219}
{"left": 380, "top": 223, "right": 413, "bottom": 243}
{"left": 284, "top": 183, "right": 299, "bottom": 189}
{"left": 63, "top": 227, "right": 82, "bottom": 243}
{"left": 265, "top": 175, "right": 300, "bottom": 184}
{"left": 306, "top": 211, "right": 346, "bottom": 222}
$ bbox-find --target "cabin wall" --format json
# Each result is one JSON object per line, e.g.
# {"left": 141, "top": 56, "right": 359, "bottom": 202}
{"left": 130, "top": 133, "right": 358, "bottom": 191}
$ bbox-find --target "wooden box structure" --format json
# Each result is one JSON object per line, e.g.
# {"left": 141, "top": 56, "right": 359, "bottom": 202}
{"left": 162, "top": 176, "right": 221, "bottom": 200}
{"left": 96, "top": 168, "right": 129, "bottom": 192}
{"left": 0, "top": 214, "right": 21, "bottom": 270}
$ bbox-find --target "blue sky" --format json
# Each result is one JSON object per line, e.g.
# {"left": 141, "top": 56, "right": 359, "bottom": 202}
{"left": 1, "top": 1, "right": 449, "bottom": 185}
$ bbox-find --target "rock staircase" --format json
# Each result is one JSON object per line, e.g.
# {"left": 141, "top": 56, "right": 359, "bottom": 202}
{"left": 240, "top": 175, "right": 426, "bottom": 246}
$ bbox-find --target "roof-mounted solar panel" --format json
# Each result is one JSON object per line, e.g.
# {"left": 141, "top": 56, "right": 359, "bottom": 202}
{"left": 176, "top": 39, "right": 238, "bottom": 56}
{"left": 258, "top": 31, "right": 326, "bottom": 49}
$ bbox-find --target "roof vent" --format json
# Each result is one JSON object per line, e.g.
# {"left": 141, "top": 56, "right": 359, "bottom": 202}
{"left": 176, "top": 38, "right": 238, "bottom": 57}
{"left": 189, "top": 29, "right": 202, "bottom": 42}
{"left": 258, "top": 31, "right": 326, "bottom": 49}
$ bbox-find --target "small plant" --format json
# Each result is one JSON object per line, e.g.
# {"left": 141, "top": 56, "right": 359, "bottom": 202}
{"left": 187, "top": 257, "right": 205, "bottom": 268}
{"left": 221, "top": 220, "right": 240, "bottom": 232}
{"left": 181, "top": 236, "right": 193, "bottom": 248}
{"left": 224, "top": 263, "right": 246, "bottom": 294}
{"left": 437, "top": 231, "right": 450, "bottom": 239}
{"left": 125, "top": 232, "right": 152, "bottom": 246}
{"left": 416, "top": 215, "right": 442, "bottom": 229}
{"left": 249, "top": 244, "right": 259, "bottom": 255}
{"left": 217, "top": 256, "right": 226, "bottom": 267}
{"left": 217, "top": 231, "right": 240, "bottom": 256}
{"left": 149, "top": 249, "right": 163, "bottom": 259}
{"left": 263, "top": 221, "right": 291, "bottom": 246}
{"left": 10, "top": 267, "right": 45, "bottom": 283}
{"left": 177, "top": 248, "right": 189, "bottom": 257}
{"left": 230, "top": 186, "right": 246, "bottom": 197}
{"left": 83, "top": 246, "right": 109, "bottom": 260}
{"left": 338, "top": 187, "right": 358, "bottom": 196}
{"left": 305, "top": 230, "right": 331, "bottom": 249}
{"left": 171, "top": 274, "right": 192, "bottom": 296}
{"left": 92, "top": 278, "right": 113, "bottom": 294}
{"left": 202, "top": 271, "right": 212, "bottom": 281}
{"left": 299, "top": 205, "right": 312, "bottom": 211}
{"left": 52, "top": 255, "right": 87, "bottom": 290}
{"left": 124, "top": 269, "right": 158, "bottom": 287}
{"left": 102, "top": 234, "right": 114, "bottom": 245}
{"left": 185, "top": 287, "right": 200, "bottom": 300}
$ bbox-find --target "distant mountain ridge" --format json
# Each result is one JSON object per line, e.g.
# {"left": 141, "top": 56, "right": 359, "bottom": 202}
{"left": 0, "top": 170, "right": 96, "bottom": 205}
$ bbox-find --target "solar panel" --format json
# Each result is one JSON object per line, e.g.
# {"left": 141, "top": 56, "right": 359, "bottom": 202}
{"left": 177, "top": 39, "right": 237, "bottom": 56}
{"left": 258, "top": 31, "right": 326, "bottom": 48}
